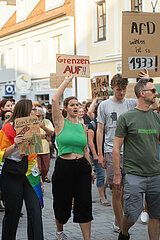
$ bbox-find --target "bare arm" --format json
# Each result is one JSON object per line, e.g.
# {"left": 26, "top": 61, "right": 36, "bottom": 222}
{"left": 88, "top": 129, "right": 98, "bottom": 161}
{"left": 112, "top": 136, "right": 124, "bottom": 189}
{"left": 39, "top": 121, "right": 54, "bottom": 136}
{"left": 83, "top": 124, "right": 92, "bottom": 167}
{"left": 97, "top": 122, "right": 105, "bottom": 168}
{"left": 87, "top": 98, "right": 98, "bottom": 120}
{"left": 3, "top": 135, "right": 25, "bottom": 158}
{"left": 52, "top": 75, "right": 73, "bottom": 135}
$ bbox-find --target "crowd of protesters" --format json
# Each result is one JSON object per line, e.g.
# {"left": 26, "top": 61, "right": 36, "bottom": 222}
{"left": 0, "top": 69, "right": 159, "bottom": 240}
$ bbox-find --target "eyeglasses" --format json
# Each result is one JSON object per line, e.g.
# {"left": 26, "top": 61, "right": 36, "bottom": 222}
{"left": 142, "top": 88, "right": 157, "bottom": 94}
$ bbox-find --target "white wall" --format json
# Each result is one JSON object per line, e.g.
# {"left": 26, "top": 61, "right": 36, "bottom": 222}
{"left": 0, "top": 5, "right": 16, "bottom": 29}
{"left": 16, "top": 0, "right": 40, "bottom": 23}
{"left": 75, "top": 0, "right": 89, "bottom": 102}
{"left": 0, "top": 15, "right": 75, "bottom": 100}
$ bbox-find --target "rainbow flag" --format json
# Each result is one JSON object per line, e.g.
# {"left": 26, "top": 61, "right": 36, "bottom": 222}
{"left": 0, "top": 123, "right": 44, "bottom": 208}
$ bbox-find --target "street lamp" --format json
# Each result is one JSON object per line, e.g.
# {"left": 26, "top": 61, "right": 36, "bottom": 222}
{"left": 151, "top": 0, "right": 158, "bottom": 12}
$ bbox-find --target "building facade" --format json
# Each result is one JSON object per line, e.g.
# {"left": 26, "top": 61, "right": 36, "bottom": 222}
{"left": 85, "top": 0, "right": 160, "bottom": 98}
{"left": 0, "top": 0, "right": 160, "bottom": 103}
{"left": 0, "top": 0, "right": 75, "bottom": 104}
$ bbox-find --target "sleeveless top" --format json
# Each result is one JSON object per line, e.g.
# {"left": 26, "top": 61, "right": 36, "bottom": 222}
{"left": 56, "top": 119, "right": 87, "bottom": 156}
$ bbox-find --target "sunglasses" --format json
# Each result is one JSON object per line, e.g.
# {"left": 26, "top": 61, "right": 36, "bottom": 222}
{"left": 142, "top": 88, "right": 157, "bottom": 94}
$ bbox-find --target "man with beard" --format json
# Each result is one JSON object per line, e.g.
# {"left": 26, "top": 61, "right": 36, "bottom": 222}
{"left": 113, "top": 78, "right": 160, "bottom": 240}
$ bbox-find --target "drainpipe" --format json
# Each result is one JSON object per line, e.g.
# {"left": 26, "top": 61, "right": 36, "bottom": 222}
{"left": 74, "top": 0, "right": 77, "bottom": 97}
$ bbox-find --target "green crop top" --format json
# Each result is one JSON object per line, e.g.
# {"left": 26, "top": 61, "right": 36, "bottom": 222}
{"left": 56, "top": 118, "right": 87, "bottom": 156}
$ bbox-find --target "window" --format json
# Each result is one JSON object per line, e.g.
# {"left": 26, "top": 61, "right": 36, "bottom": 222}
{"left": 20, "top": 95, "right": 27, "bottom": 99}
{"left": 19, "top": 44, "right": 26, "bottom": 67}
{"left": 45, "top": 0, "right": 65, "bottom": 12}
{"left": 131, "top": 0, "right": 142, "bottom": 12}
{"left": 36, "top": 94, "right": 49, "bottom": 105}
{"left": 6, "top": 48, "right": 13, "bottom": 68}
{"left": 97, "top": 1, "right": 106, "bottom": 41}
{"left": 33, "top": 40, "right": 41, "bottom": 64}
{"left": 48, "top": 36, "right": 61, "bottom": 61}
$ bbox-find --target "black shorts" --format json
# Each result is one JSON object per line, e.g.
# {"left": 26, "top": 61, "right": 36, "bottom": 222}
{"left": 52, "top": 156, "right": 93, "bottom": 224}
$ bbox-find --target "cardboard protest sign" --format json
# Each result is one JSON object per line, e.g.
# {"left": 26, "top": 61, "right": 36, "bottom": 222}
{"left": 122, "top": 12, "right": 160, "bottom": 78}
{"left": 91, "top": 76, "right": 109, "bottom": 98}
{"left": 56, "top": 54, "right": 90, "bottom": 78}
{"left": 50, "top": 73, "right": 72, "bottom": 88}
{"left": 125, "top": 83, "right": 136, "bottom": 99}
{"left": 15, "top": 116, "right": 43, "bottom": 155}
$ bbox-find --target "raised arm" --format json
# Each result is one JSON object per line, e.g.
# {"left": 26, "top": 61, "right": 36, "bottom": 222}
{"left": 52, "top": 75, "right": 73, "bottom": 135}
{"left": 139, "top": 69, "right": 149, "bottom": 79}
{"left": 87, "top": 98, "right": 98, "bottom": 120}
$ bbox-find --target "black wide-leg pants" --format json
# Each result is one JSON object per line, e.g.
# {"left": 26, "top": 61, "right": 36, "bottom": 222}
{"left": 1, "top": 167, "right": 44, "bottom": 240}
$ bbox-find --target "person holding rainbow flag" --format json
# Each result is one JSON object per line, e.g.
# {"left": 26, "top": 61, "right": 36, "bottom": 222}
{"left": 0, "top": 99, "right": 44, "bottom": 240}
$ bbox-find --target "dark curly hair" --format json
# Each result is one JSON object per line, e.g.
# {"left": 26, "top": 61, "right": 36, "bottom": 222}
{"left": 63, "top": 96, "right": 78, "bottom": 108}
{"left": 111, "top": 74, "right": 128, "bottom": 89}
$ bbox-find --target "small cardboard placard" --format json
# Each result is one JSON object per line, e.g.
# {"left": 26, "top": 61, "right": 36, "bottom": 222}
{"left": 122, "top": 12, "right": 160, "bottom": 78}
{"left": 15, "top": 116, "right": 43, "bottom": 155}
{"left": 125, "top": 83, "right": 136, "bottom": 99}
{"left": 50, "top": 73, "right": 72, "bottom": 88}
{"left": 91, "top": 76, "right": 109, "bottom": 98}
{"left": 56, "top": 54, "right": 90, "bottom": 78}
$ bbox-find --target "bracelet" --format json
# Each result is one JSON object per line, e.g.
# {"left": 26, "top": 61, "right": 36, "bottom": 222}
{"left": 14, "top": 143, "right": 18, "bottom": 149}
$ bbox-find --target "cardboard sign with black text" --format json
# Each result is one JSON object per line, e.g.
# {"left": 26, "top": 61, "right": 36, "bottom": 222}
{"left": 56, "top": 54, "right": 90, "bottom": 78}
{"left": 122, "top": 12, "right": 160, "bottom": 78}
{"left": 15, "top": 116, "right": 43, "bottom": 155}
{"left": 91, "top": 76, "right": 109, "bottom": 99}
{"left": 50, "top": 73, "right": 72, "bottom": 88}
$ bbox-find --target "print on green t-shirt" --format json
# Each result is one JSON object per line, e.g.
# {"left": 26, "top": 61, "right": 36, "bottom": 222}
{"left": 138, "top": 129, "right": 157, "bottom": 134}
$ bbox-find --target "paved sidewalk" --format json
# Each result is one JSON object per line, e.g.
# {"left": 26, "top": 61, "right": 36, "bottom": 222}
{"left": 0, "top": 157, "right": 150, "bottom": 240}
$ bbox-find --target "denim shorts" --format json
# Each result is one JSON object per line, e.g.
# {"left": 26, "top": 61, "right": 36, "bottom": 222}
{"left": 104, "top": 153, "right": 123, "bottom": 185}
{"left": 123, "top": 173, "right": 160, "bottom": 222}
{"left": 90, "top": 155, "right": 105, "bottom": 188}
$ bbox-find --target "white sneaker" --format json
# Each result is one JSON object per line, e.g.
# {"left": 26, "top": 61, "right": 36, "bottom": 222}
{"left": 140, "top": 211, "right": 149, "bottom": 224}
{"left": 113, "top": 222, "right": 120, "bottom": 233}
{"left": 56, "top": 232, "right": 68, "bottom": 240}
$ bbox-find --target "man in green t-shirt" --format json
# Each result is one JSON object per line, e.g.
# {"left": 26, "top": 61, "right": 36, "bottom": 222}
{"left": 113, "top": 78, "right": 160, "bottom": 240}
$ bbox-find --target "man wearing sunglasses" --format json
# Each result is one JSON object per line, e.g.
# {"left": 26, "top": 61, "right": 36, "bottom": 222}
{"left": 113, "top": 77, "right": 160, "bottom": 240}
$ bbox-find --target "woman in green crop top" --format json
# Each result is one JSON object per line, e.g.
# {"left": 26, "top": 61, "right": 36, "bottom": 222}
{"left": 52, "top": 75, "right": 94, "bottom": 240}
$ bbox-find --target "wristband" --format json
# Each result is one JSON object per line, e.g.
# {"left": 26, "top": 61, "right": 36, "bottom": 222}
{"left": 14, "top": 143, "right": 18, "bottom": 148}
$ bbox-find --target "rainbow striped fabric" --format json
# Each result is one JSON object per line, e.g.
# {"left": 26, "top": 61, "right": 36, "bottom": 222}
{"left": 0, "top": 123, "right": 44, "bottom": 208}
